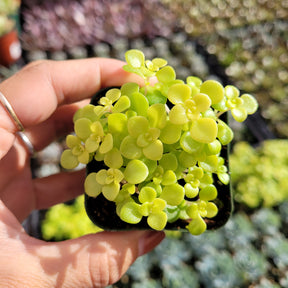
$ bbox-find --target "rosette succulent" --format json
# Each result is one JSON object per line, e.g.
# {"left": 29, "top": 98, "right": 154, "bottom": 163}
{"left": 61, "top": 49, "right": 258, "bottom": 235}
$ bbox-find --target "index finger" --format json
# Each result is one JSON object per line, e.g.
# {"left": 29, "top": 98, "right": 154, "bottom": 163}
{"left": 0, "top": 58, "right": 142, "bottom": 133}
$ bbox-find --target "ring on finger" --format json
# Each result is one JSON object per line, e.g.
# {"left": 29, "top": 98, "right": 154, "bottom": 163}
{"left": 0, "top": 91, "right": 36, "bottom": 157}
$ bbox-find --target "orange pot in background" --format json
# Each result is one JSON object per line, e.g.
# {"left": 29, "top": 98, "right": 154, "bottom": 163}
{"left": 0, "top": 29, "right": 21, "bottom": 67}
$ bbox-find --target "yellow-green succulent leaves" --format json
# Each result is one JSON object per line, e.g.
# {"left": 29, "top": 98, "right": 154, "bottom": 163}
{"left": 200, "top": 80, "right": 224, "bottom": 105}
{"left": 60, "top": 48, "right": 259, "bottom": 236}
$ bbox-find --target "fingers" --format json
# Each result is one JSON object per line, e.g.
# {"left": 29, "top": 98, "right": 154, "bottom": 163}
{"left": 33, "top": 169, "right": 85, "bottom": 211}
{"left": 0, "top": 58, "right": 142, "bottom": 134}
{"left": 0, "top": 142, "right": 85, "bottom": 222}
{"left": 25, "top": 100, "right": 88, "bottom": 151}
{"left": 31, "top": 230, "right": 165, "bottom": 288}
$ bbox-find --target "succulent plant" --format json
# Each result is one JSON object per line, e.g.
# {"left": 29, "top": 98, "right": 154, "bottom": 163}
{"left": 183, "top": 228, "right": 226, "bottom": 257}
{"left": 41, "top": 195, "right": 102, "bottom": 241}
{"left": 234, "top": 246, "right": 269, "bottom": 282}
{"left": 263, "top": 235, "right": 288, "bottom": 270}
{"left": 223, "top": 212, "right": 258, "bottom": 250}
{"left": 60, "top": 49, "right": 257, "bottom": 236}
{"left": 196, "top": 250, "right": 244, "bottom": 288}
{"left": 251, "top": 208, "right": 282, "bottom": 236}
{"left": 230, "top": 140, "right": 288, "bottom": 208}
{"left": 161, "top": 263, "right": 199, "bottom": 288}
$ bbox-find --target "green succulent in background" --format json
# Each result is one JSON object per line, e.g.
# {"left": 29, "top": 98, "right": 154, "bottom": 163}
{"left": 230, "top": 140, "right": 288, "bottom": 208}
{"left": 162, "top": 0, "right": 287, "bottom": 37}
{"left": 0, "top": 0, "right": 19, "bottom": 14}
{"left": 41, "top": 195, "right": 102, "bottom": 241}
{"left": 0, "top": 14, "right": 14, "bottom": 36}
{"left": 60, "top": 49, "right": 258, "bottom": 236}
{"left": 0, "top": 0, "right": 20, "bottom": 36}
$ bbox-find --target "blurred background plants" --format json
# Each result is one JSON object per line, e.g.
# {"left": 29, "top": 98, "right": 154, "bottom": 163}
{"left": 0, "top": 0, "right": 20, "bottom": 36}
{"left": 230, "top": 140, "right": 288, "bottom": 208}
{"left": 42, "top": 195, "right": 102, "bottom": 241}
{"left": 1, "top": 0, "right": 288, "bottom": 287}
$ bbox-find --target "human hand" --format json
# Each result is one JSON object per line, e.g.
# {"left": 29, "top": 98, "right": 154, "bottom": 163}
{"left": 0, "top": 59, "right": 165, "bottom": 287}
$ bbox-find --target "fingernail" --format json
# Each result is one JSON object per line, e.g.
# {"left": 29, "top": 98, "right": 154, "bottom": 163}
{"left": 138, "top": 231, "right": 165, "bottom": 256}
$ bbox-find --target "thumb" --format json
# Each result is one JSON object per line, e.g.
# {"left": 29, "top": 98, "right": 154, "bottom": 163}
{"left": 31, "top": 230, "right": 165, "bottom": 288}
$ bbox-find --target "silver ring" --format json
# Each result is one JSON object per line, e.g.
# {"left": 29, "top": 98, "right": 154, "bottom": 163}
{"left": 0, "top": 91, "right": 36, "bottom": 157}
{"left": 17, "top": 131, "right": 36, "bottom": 157}
{"left": 0, "top": 91, "right": 24, "bottom": 131}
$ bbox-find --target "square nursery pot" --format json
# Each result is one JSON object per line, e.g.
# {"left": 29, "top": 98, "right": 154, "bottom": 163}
{"left": 84, "top": 87, "right": 232, "bottom": 233}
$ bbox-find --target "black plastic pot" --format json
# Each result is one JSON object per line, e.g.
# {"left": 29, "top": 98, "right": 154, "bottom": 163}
{"left": 85, "top": 87, "right": 232, "bottom": 232}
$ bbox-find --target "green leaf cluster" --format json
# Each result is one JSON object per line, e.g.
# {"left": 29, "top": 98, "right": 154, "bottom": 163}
{"left": 41, "top": 195, "right": 102, "bottom": 241}
{"left": 230, "top": 140, "right": 288, "bottom": 208}
{"left": 60, "top": 49, "right": 258, "bottom": 235}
